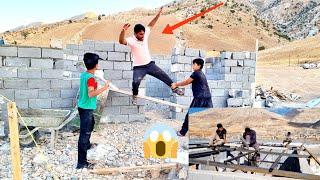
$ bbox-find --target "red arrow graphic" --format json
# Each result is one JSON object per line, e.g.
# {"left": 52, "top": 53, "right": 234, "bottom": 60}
{"left": 162, "top": 2, "right": 224, "bottom": 34}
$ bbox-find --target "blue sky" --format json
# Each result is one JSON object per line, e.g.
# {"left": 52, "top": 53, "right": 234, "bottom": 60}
{"left": 0, "top": 0, "right": 174, "bottom": 32}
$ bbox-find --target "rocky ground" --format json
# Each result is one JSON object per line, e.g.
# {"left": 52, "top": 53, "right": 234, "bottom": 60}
{"left": 0, "top": 105, "right": 188, "bottom": 180}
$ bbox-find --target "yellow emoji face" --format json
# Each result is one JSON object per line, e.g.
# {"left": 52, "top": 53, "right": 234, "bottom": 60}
{"left": 143, "top": 124, "right": 178, "bottom": 159}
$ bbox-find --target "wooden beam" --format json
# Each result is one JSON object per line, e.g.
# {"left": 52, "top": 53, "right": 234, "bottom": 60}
{"left": 303, "top": 146, "right": 320, "bottom": 166}
{"left": 269, "top": 150, "right": 286, "bottom": 172}
{"left": 90, "top": 163, "right": 177, "bottom": 175}
{"left": 7, "top": 102, "right": 22, "bottom": 180}
{"left": 224, "top": 150, "right": 257, "bottom": 163}
{"left": 190, "top": 159, "right": 320, "bottom": 180}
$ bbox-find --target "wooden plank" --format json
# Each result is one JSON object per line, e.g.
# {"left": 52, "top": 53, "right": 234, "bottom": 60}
{"left": 303, "top": 146, "right": 320, "bottom": 166}
{"left": 269, "top": 150, "right": 286, "bottom": 172}
{"left": 7, "top": 102, "right": 22, "bottom": 180}
{"left": 90, "top": 163, "right": 177, "bottom": 175}
{"left": 224, "top": 150, "right": 257, "bottom": 163}
{"left": 190, "top": 159, "right": 320, "bottom": 180}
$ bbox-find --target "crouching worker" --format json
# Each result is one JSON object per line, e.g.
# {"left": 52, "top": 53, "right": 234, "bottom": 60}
{"left": 173, "top": 58, "right": 213, "bottom": 136}
{"left": 76, "top": 53, "right": 109, "bottom": 169}
{"left": 209, "top": 123, "right": 227, "bottom": 148}
{"left": 241, "top": 127, "right": 259, "bottom": 150}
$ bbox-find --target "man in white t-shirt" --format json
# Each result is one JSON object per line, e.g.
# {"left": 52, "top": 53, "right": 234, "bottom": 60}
{"left": 119, "top": 7, "right": 184, "bottom": 105}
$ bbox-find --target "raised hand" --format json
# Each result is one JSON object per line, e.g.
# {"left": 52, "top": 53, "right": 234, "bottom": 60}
{"left": 122, "top": 23, "right": 131, "bottom": 31}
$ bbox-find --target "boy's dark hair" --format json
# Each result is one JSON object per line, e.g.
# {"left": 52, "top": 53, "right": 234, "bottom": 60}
{"left": 287, "top": 132, "right": 291, "bottom": 135}
{"left": 192, "top": 58, "right": 204, "bottom": 69}
{"left": 245, "top": 127, "right": 251, "bottom": 133}
{"left": 217, "top": 123, "right": 223, "bottom": 128}
{"left": 83, "top": 53, "right": 101, "bottom": 70}
{"left": 134, "top": 24, "right": 145, "bottom": 33}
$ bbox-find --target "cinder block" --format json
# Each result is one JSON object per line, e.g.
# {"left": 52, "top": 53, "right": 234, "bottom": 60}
{"left": 242, "top": 90, "right": 251, "bottom": 98}
{"left": 71, "top": 79, "right": 80, "bottom": 89}
{"left": 184, "top": 64, "right": 192, "bottom": 71}
{"left": 208, "top": 81, "right": 218, "bottom": 88}
{"left": 4, "top": 79, "right": 28, "bottom": 89}
{"left": 112, "top": 97, "right": 130, "bottom": 106}
{"left": 244, "top": 60, "right": 256, "bottom": 67}
{"left": 82, "top": 40, "right": 95, "bottom": 50}
{"left": 185, "top": 48, "right": 199, "bottom": 57}
{"left": 94, "top": 51, "right": 108, "bottom": 60}
{"left": 0, "top": 79, "right": 3, "bottom": 88}
{"left": 243, "top": 98, "right": 252, "bottom": 106}
{"left": 122, "top": 71, "right": 133, "bottom": 79}
{"left": 172, "top": 47, "right": 185, "bottom": 56}
{"left": 18, "top": 47, "right": 41, "bottom": 58}
{"left": 171, "top": 64, "right": 185, "bottom": 72}
{"left": 51, "top": 79, "right": 72, "bottom": 89}
{"left": 236, "top": 74, "right": 249, "bottom": 82}
{"left": 0, "top": 89, "right": 15, "bottom": 100}
{"left": 104, "top": 70, "right": 123, "bottom": 80}
{"left": 72, "top": 49, "right": 84, "bottom": 56}
{"left": 211, "top": 89, "right": 228, "bottom": 97}
{"left": 224, "top": 60, "right": 237, "bottom": 67}
{"left": 54, "top": 60, "right": 77, "bottom": 71}
{"left": 242, "top": 67, "right": 250, "bottom": 74}
{"left": 227, "top": 98, "right": 243, "bottom": 107}
{"left": 98, "top": 61, "right": 113, "bottom": 70}
{"left": 42, "top": 48, "right": 63, "bottom": 59}
{"left": 42, "top": 69, "right": 65, "bottom": 79}
{"left": 108, "top": 52, "right": 126, "bottom": 61}
{"left": 250, "top": 52, "right": 256, "bottom": 60}
{"left": 65, "top": 55, "right": 79, "bottom": 61}
{"left": 171, "top": 112, "right": 186, "bottom": 120}
{"left": 113, "top": 62, "right": 132, "bottom": 70}
{"left": 200, "top": 50, "right": 206, "bottom": 58}
{"left": 0, "top": 46, "right": 18, "bottom": 57}
{"left": 237, "top": 60, "right": 244, "bottom": 67}
{"left": 138, "top": 106, "right": 144, "bottom": 113}
{"left": 29, "top": 99, "right": 51, "bottom": 109}
{"left": 106, "top": 115, "right": 129, "bottom": 123}
{"left": 231, "top": 82, "right": 243, "bottom": 89}
{"left": 94, "top": 41, "right": 114, "bottom": 51}
{"left": 120, "top": 106, "right": 139, "bottom": 114}
{"left": 66, "top": 44, "right": 79, "bottom": 50}
{"left": 172, "top": 55, "right": 192, "bottom": 64}
{"left": 250, "top": 68, "right": 255, "bottom": 75}
{"left": 15, "top": 89, "right": 38, "bottom": 99}
{"left": 125, "top": 52, "right": 131, "bottom": 61}
{"left": 242, "top": 82, "right": 252, "bottom": 90}
{"left": 232, "top": 52, "right": 245, "bottom": 59}
{"left": 249, "top": 75, "right": 255, "bottom": 82}
{"left": 231, "top": 67, "right": 243, "bottom": 74}
{"left": 4, "top": 57, "right": 30, "bottom": 67}
{"left": 221, "top": 52, "right": 232, "bottom": 59}
{"left": 38, "top": 90, "right": 60, "bottom": 98}
{"left": 51, "top": 98, "right": 73, "bottom": 108}
{"left": 18, "top": 68, "right": 41, "bottom": 79}
{"left": 30, "top": 58, "right": 53, "bottom": 69}
{"left": 224, "top": 74, "right": 237, "bottom": 81}
{"left": 114, "top": 43, "right": 131, "bottom": 52}
{"left": 228, "top": 89, "right": 242, "bottom": 98}
{"left": 175, "top": 96, "right": 191, "bottom": 106}
{"left": 103, "top": 106, "right": 121, "bottom": 114}
{"left": 128, "top": 114, "right": 145, "bottom": 122}
{"left": 0, "top": 67, "right": 18, "bottom": 78}
{"left": 217, "top": 81, "right": 231, "bottom": 88}
{"left": 61, "top": 89, "right": 78, "bottom": 98}
{"left": 15, "top": 99, "right": 29, "bottom": 109}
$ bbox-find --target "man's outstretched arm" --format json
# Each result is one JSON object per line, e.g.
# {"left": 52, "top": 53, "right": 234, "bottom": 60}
{"left": 148, "top": 7, "right": 163, "bottom": 28}
{"left": 119, "top": 23, "right": 130, "bottom": 45}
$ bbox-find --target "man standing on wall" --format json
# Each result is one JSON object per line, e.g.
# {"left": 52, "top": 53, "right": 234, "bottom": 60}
{"left": 119, "top": 7, "right": 184, "bottom": 105}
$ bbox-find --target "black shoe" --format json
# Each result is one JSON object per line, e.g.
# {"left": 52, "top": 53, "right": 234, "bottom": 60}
{"left": 76, "top": 162, "right": 95, "bottom": 169}
{"left": 172, "top": 88, "right": 184, "bottom": 96}
{"left": 132, "top": 95, "right": 138, "bottom": 105}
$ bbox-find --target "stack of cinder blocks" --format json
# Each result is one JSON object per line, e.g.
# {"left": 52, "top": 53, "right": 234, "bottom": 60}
{"left": 170, "top": 47, "right": 206, "bottom": 120}
{"left": 145, "top": 55, "right": 171, "bottom": 99}
{"left": 64, "top": 40, "right": 146, "bottom": 123}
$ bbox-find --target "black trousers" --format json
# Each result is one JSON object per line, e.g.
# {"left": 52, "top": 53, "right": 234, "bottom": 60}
{"left": 77, "top": 107, "right": 95, "bottom": 166}
{"left": 180, "top": 97, "right": 213, "bottom": 136}
{"left": 132, "top": 61, "right": 173, "bottom": 95}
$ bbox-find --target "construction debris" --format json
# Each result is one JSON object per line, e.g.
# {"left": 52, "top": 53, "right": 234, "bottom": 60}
{"left": 301, "top": 62, "right": 319, "bottom": 69}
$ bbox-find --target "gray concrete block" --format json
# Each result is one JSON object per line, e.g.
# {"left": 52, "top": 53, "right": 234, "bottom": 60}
{"left": 0, "top": 79, "right": 2, "bottom": 88}
{"left": 0, "top": 89, "right": 15, "bottom": 100}
{"left": 93, "top": 51, "right": 108, "bottom": 60}
{"left": 42, "top": 69, "right": 65, "bottom": 79}
{"left": 66, "top": 44, "right": 79, "bottom": 50}
{"left": 171, "top": 64, "right": 185, "bottom": 72}
{"left": 18, "top": 47, "right": 41, "bottom": 58}
{"left": 18, "top": 68, "right": 41, "bottom": 79}
{"left": 128, "top": 114, "right": 145, "bottom": 122}
{"left": 244, "top": 60, "right": 256, "bottom": 67}
{"left": 184, "top": 64, "right": 192, "bottom": 72}
{"left": 54, "top": 59, "right": 77, "bottom": 71}
{"left": 125, "top": 52, "right": 131, "bottom": 61}
{"left": 108, "top": 52, "right": 126, "bottom": 61}
{"left": 171, "top": 112, "right": 186, "bottom": 120}
{"left": 251, "top": 52, "right": 256, "bottom": 60}
{"left": 4, "top": 57, "right": 30, "bottom": 67}
{"left": 211, "top": 89, "right": 228, "bottom": 97}
{"left": 200, "top": 50, "right": 206, "bottom": 58}
{"left": 51, "top": 79, "right": 72, "bottom": 89}
{"left": 0, "top": 67, "right": 18, "bottom": 78}
{"left": 38, "top": 90, "right": 60, "bottom": 98}
{"left": 104, "top": 70, "right": 123, "bottom": 80}
{"left": 227, "top": 98, "right": 243, "bottom": 107}
{"left": 106, "top": 115, "right": 129, "bottom": 123}
{"left": 120, "top": 106, "right": 139, "bottom": 114}
{"left": 243, "top": 98, "right": 251, "bottom": 106}
{"left": 231, "top": 81, "right": 243, "bottom": 89}
{"left": 228, "top": 89, "right": 242, "bottom": 98}
{"left": 94, "top": 41, "right": 114, "bottom": 51}
{"left": 0, "top": 46, "right": 18, "bottom": 57}
{"left": 231, "top": 67, "right": 243, "bottom": 74}
{"left": 30, "top": 58, "right": 53, "bottom": 69}
{"left": 236, "top": 74, "right": 249, "bottom": 82}
{"left": 114, "top": 43, "right": 131, "bottom": 52}
{"left": 138, "top": 106, "right": 144, "bottom": 113}
{"left": 103, "top": 106, "right": 121, "bottom": 114}
{"left": 82, "top": 40, "right": 95, "bottom": 50}
{"left": 221, "top": 52, "right": 232, "bottom": 59}
{"left": 249, "top": 75, "right": 255, "bottom": 82}
{"left": 185, "top": 48, "right": 199, "bottom": 57}
{"left": 15, "top": 99, "right": 29, "bottom": 109}
{"left": 122, "top": 71, "right": 133, "bottom": 79}
{"left": 175, "top": 96, "right": 191, "bottom": 106}
{"left": 224, "top": 74, "right": 237, "bottom": 82}
{"left": 172, "top": 47, "right": 185, "bottom": 56}
{"left": 250, "top": 68, "right": 255, "bottom": 75}
{"left": 217, "top": 81, "right": 231, "bottom": 88}
{"left": 15, "top": 89, "right": 38, "bottom": 99}
{"left": 232, "top": 52, "right": 246, "bottom": 59}
{"left": 222, "top": 66, "right": 231, "bottom": 74}
{"left": 61, "top": 89, "right": 78, "bottom": 98}
{"left": 112, "top": 97, "right": 130, "bottom": 106}
{"left": 98, "top": 60, "right": 113, "bottom": 70}
{"left": 71, "top": 79, "right": 80, "bottom": 89}
{"left": 237, "top": 60, "right": 244, "bottom": 67}
{"left": 111, "top": 80, "right": 131, "bottom": 88}
{"left": 3, "top": 79, "right": 27, "bottom": 89}
{"left": 64, "top": 54, "right": 79, "bottom": 61}
{"left": 242, "top": 90, "right": 251, "bottom": 98}
{"left": 113, "top": 61, "right": 132, "bottom": 70}
{"left": 42, "top": 48, "right": 63, "bottom": 59}
{"left": 242, "top": 82, "right": 252, "bottom": 90}
{"left": 207, "top": 81, "right": 218, "bottom": 88}
{"left": 172, "top": 55, "right": 192, "bottom": 64}
{"left": 72, "top": 49, "right": 84, "bottom": 56}
{"left": 224, "top": 60, "right": 237, "bottom": 67}
{"left": 242, "top": 67, "right": 250, "bottom": 74}
{"left": 51, "top": 98, "right": 73, "bottom": 108}
{"left": 29, "top": 99, "right": 51, "bottom": 109}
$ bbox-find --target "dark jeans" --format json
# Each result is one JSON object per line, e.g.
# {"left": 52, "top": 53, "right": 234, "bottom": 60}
{"left": 77, "top": 107, "right": 95, "bottom": 166}
{"left": 132, "top": 61, "right": 173, "bottom": 95}
{"left": 180, "top": 97, "right": 213, "bottom": 136}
